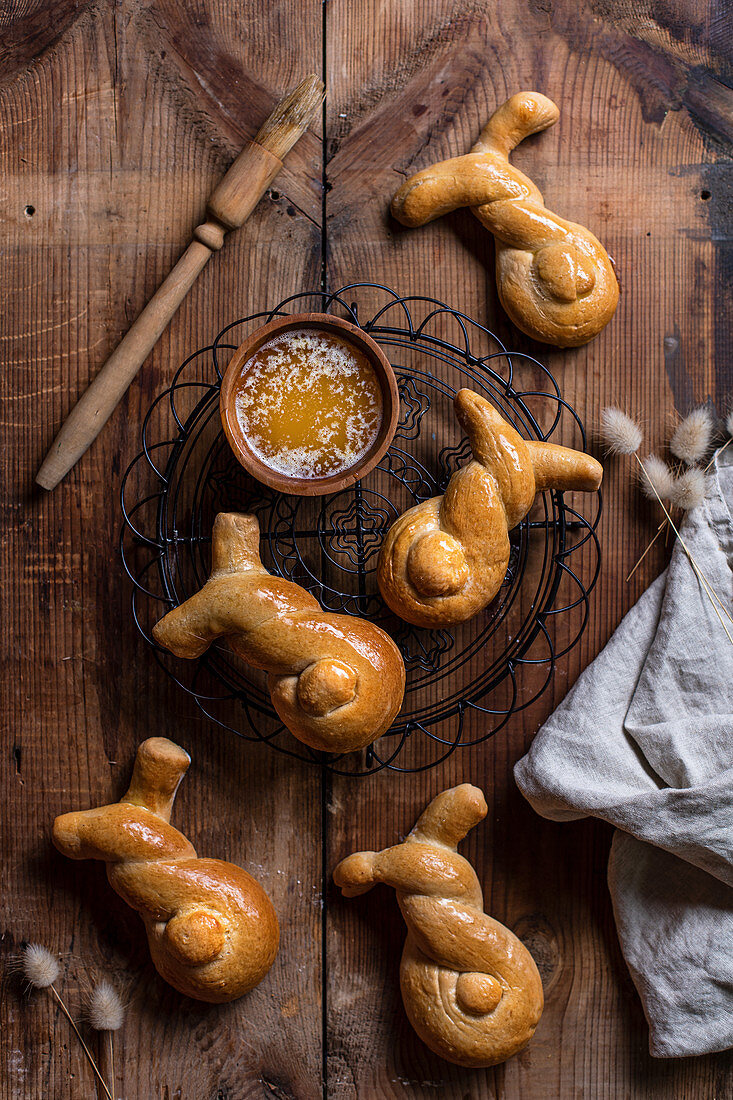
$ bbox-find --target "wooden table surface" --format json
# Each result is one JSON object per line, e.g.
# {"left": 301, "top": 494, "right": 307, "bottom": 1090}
{"left": 2, "top": 1, "right": 731, "bottom": 1097}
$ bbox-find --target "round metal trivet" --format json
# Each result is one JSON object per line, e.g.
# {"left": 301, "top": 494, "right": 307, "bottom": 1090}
{"left": 120, "top": 283, "right": 601, "bottom": 775}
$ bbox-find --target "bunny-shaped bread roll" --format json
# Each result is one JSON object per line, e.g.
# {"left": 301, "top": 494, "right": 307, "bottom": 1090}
{"left": 377, "top": 389, "right": 602, "bottom": 627}
{"left": 391, "top": 92, "right": 619, "bottom": 347}
{"left": 153, "top": 513, "right": 405, "bottom": 753}
{"left": 52, "top": 737, "right": 278, "bottom": 1002}
{"left": 334, "top": 784, "right": 544, "bottom": 1067}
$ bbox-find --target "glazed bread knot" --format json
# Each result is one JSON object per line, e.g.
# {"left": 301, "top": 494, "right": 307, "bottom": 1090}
{"left": 377, "top": 388, "right": 602, "bottom": 628}
{"left": 152, "top": 512, "right": 405, "bottom": 753}
{"left": 391, "top": 92, "right": 619, "bottom": 347}
{"left": 52, "top": 737, "right": 279, "bottom": 1003}
{"left": 334, "top": 784, "right": 544, "bottom": 1068}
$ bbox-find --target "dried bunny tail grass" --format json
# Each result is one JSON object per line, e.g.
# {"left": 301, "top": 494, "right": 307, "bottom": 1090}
{"left": 639, "top": 455, "right": 674, "bottom": 501}
{"left": 21, "top": 944, "right": 60, "bottom": 989}
{"left": 669, "top": 406, "right": 714, "bottom": 465}
{"left": 638, "top": 455, "right": 733, "bottom": 642}
{"left": 669, "top": 468, "right": 708, "bottom": 511}
{"left": 88, "top": 979, "right": 124, "bottom": 1100}
{"left": 88, "top": 980, "right": 124, "bottom": 1032}
{"left": 599, "top": 407, "right": 643, "bottom": 455}
{"left": 14, "top": 943, "right": 113, "bottom": 1099}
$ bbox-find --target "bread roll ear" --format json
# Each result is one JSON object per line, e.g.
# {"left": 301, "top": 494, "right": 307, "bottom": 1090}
{"left": 120, "top": 736, "right": 190, "bottom": 822}
{"left": 409, "top": 783, "right": 488, "bottom": 848}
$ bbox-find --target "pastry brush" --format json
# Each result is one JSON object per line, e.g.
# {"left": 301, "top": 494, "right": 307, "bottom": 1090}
{"left": 36, "top": 74, "right": 324, "bottom": 491}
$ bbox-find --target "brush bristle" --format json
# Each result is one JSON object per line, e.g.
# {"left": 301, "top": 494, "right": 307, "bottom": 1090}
{"left": 22, "top": 944, "right": 60, "bottom": 989}
{"left": 669, "top": 407, "right": 713, "bottom": 466}
{"left": 254, "top": 74, "right": 325, "bottom": 160}
{"left": 639, "top": 454, "right": 674, "bottom": 501}
{"left": 669, "top": 468, "right": 707, "bottom": 511}
{"left": 88, "top": 980, "right": 125, "bottom": 1031}
{"left": 599, "top": 407, "right": 643, "bottom": 455}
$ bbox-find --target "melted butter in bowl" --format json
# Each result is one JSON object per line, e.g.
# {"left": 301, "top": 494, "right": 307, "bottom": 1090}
{"left": 220, "top": 315, "right": 400, "bottom": 496}
{"left": 234, "top": 330, "right": 383, "bottom": 480}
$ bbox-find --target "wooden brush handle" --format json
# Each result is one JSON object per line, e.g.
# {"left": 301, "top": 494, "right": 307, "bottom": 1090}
{"left": 207, "top": 140, "right": 283, "bottom": 228}
{"left": 36, "top": 141, "right": 282, "bottom": 491}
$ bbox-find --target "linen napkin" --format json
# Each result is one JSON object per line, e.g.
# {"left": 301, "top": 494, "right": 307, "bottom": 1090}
{"left": 514, "top": 449, "right": 733, "bottom": 1058}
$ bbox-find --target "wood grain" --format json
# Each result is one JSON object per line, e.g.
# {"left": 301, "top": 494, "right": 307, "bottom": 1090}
{"left": 2, "top": 0, "right": 732, "bottom": 1097}
{"left": 324, "top": 0, "right": 732, "bottom": 1097}
{"left": 1, "top": 1, "right": 323, "bottom": 1097}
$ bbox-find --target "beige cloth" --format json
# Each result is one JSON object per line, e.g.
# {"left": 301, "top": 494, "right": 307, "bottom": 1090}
{"left": 515, "top": 450, "right": 733, "bottom": 1058}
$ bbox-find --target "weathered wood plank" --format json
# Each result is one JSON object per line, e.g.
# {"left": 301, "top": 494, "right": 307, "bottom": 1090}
{"left": 1, "top": 2, "right": 324, "bottom": 1097}
{"left": 324, "top": 1, "right": 732, "bottom": 1097}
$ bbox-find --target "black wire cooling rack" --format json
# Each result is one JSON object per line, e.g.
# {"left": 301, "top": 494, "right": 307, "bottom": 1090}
{"left": 120, "top": 283, "right": 601, "bottom": 776}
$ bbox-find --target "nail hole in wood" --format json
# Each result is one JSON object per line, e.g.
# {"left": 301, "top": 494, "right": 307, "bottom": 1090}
{"left": 24, "top": 205, "right": 35, "bottom": 217}
{"left": 700, "top": 190, "right": 711, "bottom": 201}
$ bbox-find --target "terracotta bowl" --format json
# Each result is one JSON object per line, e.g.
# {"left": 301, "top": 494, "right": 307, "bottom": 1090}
{"left": 219, "top": 313, "right": 400, "bottom": 496}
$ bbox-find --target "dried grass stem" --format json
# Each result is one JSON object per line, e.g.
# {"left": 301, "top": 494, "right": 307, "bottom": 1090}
{"left": 633, "top": 453, "right": 733, "bottom": 643}
{"left": 47, "top": 985, "right": 114, "bottom": 1100}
